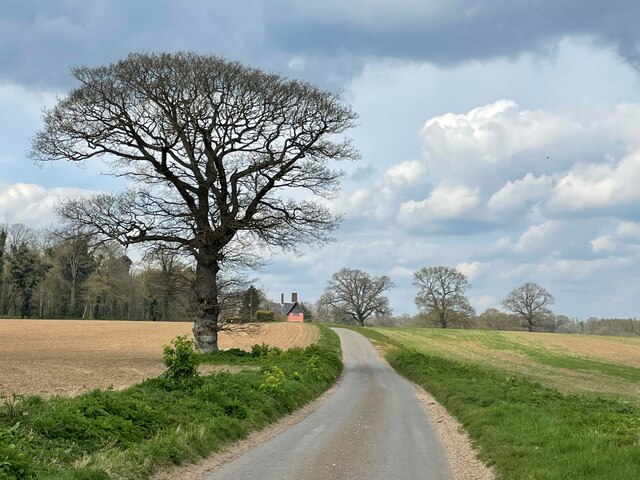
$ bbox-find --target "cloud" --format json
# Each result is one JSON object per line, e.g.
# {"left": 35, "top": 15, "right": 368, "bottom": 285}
{"left": 488, "top": 174, "right": 553, "bottom": 214}
{"left": 456, "top": 261, "right": 486, "bottom": 280}
{"left": 2, "top": 2, "right": 640, "bottom": 92}
{"left": 421, "top": 99, "right": 581, "bottom": 186}
{"left": 591, "top": 235, "right": 616, "bottom": 253}
{"left": 498, "top": 221, "right": 563, "bottom": 255}
{"left": 0, "top": 183, "right": 99, "bottom": 227}
{"left": 547, "top": 150, "right": 640, "bottom": 215}
{"left": 384, "top": 159, "right": 426, "bottom": 188}
{"left": 398, "top": 183, "right": 480, "bottom": 227}
{"left": 267, "top": 1, "right": 640, "bottom": 74}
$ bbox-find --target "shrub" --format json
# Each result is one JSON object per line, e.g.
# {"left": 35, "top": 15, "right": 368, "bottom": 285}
{"left": 255, "top": 310, "right": 275, "bottom": 322}
{"left": 163, "top": 336, "right": 201, "bottom": 385}
{"left": 259, "top": 366, "right": 287, "bottom": 399}
{"left": 251, "top": 343, "right": 271, "bottom": 357}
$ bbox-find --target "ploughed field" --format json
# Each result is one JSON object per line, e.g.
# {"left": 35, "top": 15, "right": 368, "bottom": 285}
{"left": 0, "top": 320, "right": 318, "bottom": 397}
{"left": 373, "top": 328, "right": 640, "bottom": 401}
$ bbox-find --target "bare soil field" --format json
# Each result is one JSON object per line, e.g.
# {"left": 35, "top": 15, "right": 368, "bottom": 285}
{"left": 0, "top": 320, "right": 318, "bottom": 397}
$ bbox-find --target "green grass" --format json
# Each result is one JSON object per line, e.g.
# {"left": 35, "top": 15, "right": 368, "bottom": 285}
{"left": 0, "top": 326, "right": 342, "bottom": 480}
{"left": 353, "top": 327, "right": 640, "bottom": 480}
{"left": 375, "top": 328, "right": 640, "bottom": 401}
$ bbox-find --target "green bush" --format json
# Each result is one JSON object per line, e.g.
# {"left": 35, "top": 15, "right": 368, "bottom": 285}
{"left": 162, "top": 336, "right": 201, "bottom": 385}
{"left": 255, "top": 310, "right": 275, "bottom": 322}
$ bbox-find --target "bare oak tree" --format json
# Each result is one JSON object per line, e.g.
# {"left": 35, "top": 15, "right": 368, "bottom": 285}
{"left": 320, "top": 268, "right": 393, "bottom": 326}
{"left": 413, "top": 266, "right": 475, "bottom": 328}
{"left": 30, "top": 52, "right": 358, "bottom": 351}
{"left": 502, "top": 282, "right": 555, "bottom": 332}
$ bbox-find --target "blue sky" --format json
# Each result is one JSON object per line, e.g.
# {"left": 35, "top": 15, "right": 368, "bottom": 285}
{"left": 2, "top": 1, "right": 640, "bottom": 318}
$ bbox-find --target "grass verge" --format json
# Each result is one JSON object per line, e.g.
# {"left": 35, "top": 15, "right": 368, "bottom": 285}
{"left": 352, "top": 327, "right": 640, "bottom": 480}
{"left": 0, "top": 325, "right": 342, "bottom": 480}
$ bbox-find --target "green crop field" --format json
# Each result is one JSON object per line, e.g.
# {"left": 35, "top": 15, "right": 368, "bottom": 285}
{"left": 373, "top": 328, "right": 640, "bottom": 402}
{"left": 356, "top": 327, "right": 640, "bottom": 480}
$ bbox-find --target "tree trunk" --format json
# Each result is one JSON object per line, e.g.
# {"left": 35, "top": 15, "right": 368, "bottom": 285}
{"left": 193, "top": 250, "right": 220, "bottom": 352}
{"left": 69, "top": 279, "right": 76, "bottom": 317}
{"left": 527, "top": 317, "right": 533, "bottom": 332}
{"left": 439, "top": 311, "right": 448, "bottom": 328}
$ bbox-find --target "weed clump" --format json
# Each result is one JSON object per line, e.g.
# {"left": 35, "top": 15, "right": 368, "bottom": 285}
{"left": 162, "top": 335, "right": 202, "bottom": 389}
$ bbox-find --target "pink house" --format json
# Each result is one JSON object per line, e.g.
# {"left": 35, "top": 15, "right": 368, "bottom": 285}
{"left": 280, "top": 292, "right": 304, "bottom": 322}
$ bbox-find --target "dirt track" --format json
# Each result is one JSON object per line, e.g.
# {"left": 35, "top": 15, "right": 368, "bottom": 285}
{"left": 0, "top": 320, "right": 318, "bottom": 397}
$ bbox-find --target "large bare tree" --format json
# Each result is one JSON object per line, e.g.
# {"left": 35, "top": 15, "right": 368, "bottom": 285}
{"left": 30, "top": 52, "right": 358, "bottom": 351}
{"left": 502, "top": 282, "right": 555, "bottom": 332}
{"left": 413, "top": 266, "right": 475, "bottom": 328}
{"left": 320, "top": 268, "right": 393, "bottom": 326}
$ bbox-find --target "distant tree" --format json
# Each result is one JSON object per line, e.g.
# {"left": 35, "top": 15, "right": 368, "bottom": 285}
{"left": 0, "top": 227, "right": 6, "bottom": 314}
{"left": 238, "top": 285, "right": 265, "bottom": 323}
{"left": 53, "top": 238, "right": 95, "bottom": 316}
{"left": 0, "top": 227, "right": 6, "bottom": 270}
{"left": 30, "top": 52, "right": 358, "bottom": 351}
{"left": 413, "top": 266, "right": 475, "bottom": 329}
{"left": 141, "top": 249, "right": 193, "bottom": 321}
{"left": 85, "top": 243, "right": 134, "bottom": 320}
{"left": 255, "top": 310, "right": 275, "bottom": 322}
{"left": 502, "top": 282, "right": 555, "bottom": 332}
{"left": 299, "top": 302, "right": 314, "bottom": 322}
{"left": 320, "top": 268, "right": 393, "bottom": 326}
{"left": 477, "top": 308, "right": 520, "bottom": 331}
{"left": 8, "top": 243, "right": 50, "bottom": 318}
{"left": 6, "top": 224, "right": 36, "bottom": 249}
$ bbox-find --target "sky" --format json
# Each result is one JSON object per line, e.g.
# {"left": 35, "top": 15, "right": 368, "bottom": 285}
{"left": 2, "top": 0, "right": 640, "bottom": 318}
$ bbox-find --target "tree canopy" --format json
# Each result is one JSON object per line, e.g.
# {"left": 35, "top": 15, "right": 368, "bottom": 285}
{"left": 30, "top": 52, "right": 358, "bottom": 351}
{"left": 502, "top": 282, "right": 555, "bottom": 332}
{"left": 320, "top": 267, "right": 393, "bottom": 326}
{"left": 413, "top": 266, "right": 475, "bottom": 328}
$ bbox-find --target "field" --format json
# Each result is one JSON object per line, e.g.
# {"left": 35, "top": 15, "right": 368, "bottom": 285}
{"left": 361, "top": 327, "right": 640, "bottom": 479}
{"left": 373, "top": 328, "right": 640, "bottom": 401}
{"left": 0, "top": 320, "right": 318, "bottom": 397}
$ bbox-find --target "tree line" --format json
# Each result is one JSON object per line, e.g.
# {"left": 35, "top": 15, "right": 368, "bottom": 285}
{"left": 315, "top": 266, "right": 640, "bottom": 336}
{"left": 0, "top": 223, "right": 288, "bottom": 323}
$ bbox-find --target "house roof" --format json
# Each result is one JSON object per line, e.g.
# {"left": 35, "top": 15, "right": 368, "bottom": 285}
{"left": 281, "top": 302, "right": 302, "bottom": 315}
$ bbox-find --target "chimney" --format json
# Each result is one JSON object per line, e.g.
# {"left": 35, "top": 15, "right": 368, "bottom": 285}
{"left": 280, "top": 293, "right": 284, "bottom": 305}
{"left": 291, "top": 292, "right": 298, "bottom": 303}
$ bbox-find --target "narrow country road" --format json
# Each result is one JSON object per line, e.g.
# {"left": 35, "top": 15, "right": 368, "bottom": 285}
{"left": 205, "top": 328, "right": 452, "bottom": 480}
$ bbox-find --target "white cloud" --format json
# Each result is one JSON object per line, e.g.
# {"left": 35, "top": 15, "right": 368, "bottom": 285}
{"left": 475, "top": 294, "right": 496, "bottom": 310}
{"left": 384, "top": 159, "right": 426, "bottom": 187}
{"left": 488, "top": 173, "right": 553, "bottom": 214}
{"left": 512, "top": 221, "right": 562, "bottom": 254}
{"left": 547, "top": 150, "right": 640, "bottom": 214}
{"left": 389, "top": 266, "right": 414, "bottom": 279}
{"left": 398, "top": 183, "right": 479, "bottom": 226}
{"left": 0, "top": 82, "right": 59, "bottom": 115}
{"left": 0, "top": 183, "right": 99, "bottom": 228}
{"left": 591, "top": 235, "right": 616, "bottom": 253}
{"left": 456, "top": 261, "right": 485, "bottom": 280}
{"left": 421, "top": 99, "right": 581, "bottom": 184}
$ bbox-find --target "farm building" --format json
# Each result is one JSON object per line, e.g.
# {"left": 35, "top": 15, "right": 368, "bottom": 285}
{"left": 280, "top": 292, "right": 304, "bottom": 322}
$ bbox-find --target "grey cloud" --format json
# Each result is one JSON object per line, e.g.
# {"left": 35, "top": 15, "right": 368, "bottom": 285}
{"left": 2, "top": 1, "right": 639, "bottom": 90}
{"left": 266, "top": 0, "right": 640, "bottom": 70}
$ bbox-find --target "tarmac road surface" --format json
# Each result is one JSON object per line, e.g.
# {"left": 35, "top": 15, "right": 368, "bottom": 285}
{"left": 205, "top": 328, "right": 452, "bottom": 480}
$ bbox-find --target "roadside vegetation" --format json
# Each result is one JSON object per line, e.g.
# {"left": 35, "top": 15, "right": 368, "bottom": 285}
{"left": 0, "top": 326, "right": 342, "bottom": 480}
{"left": 355, "top": 327, "right": 640, "bottom": 480}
